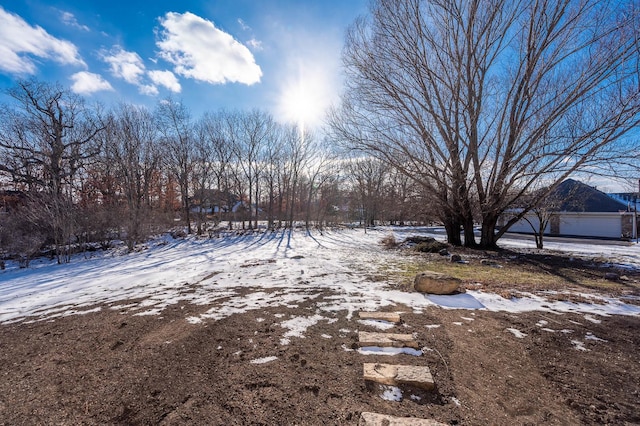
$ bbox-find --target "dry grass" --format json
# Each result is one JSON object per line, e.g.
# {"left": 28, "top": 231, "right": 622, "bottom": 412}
{"left": 382, "top": 249, "right": 640, "bottom": 296}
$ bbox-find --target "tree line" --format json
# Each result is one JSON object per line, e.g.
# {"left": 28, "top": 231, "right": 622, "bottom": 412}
{"left": 0, "top": 79, "right": 433, "bottom": 266}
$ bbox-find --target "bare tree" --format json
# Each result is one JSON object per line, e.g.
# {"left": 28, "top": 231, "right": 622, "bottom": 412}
{"left": 330, "top": 0, "right": 640, "bottom": 248}
{"left": 0, "top": 79, "right": 103, "bottom": 195}
{"left": 155, "top": 98, "right": 194, "bottom": 234}
{"left": 105, "top": 103, "right": 161, "bottom": 249}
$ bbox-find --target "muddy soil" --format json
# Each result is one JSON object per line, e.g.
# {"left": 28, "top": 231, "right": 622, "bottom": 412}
{"left": 1, "top": 285, "right": 639, "bottom": 425}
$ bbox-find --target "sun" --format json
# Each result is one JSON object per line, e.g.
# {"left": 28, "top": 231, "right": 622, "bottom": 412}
{"left": 276, "top": 66, "right": 331, "bottom": 132}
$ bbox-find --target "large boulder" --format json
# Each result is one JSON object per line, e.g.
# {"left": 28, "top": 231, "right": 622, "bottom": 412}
{"left": 414, "top": 270, "right": 461, "bottom": 295}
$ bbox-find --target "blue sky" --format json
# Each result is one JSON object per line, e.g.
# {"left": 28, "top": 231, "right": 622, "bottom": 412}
{"left": 0, "top": 0, "right": 368, "bottom": 128}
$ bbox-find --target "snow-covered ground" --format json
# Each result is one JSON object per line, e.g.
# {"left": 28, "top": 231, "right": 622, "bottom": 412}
{"left": 1, "top": 227, "right": 639, "bottom": 325}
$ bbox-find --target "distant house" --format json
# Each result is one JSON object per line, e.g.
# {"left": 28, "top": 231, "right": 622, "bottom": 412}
{"left": 503, "top": 179, "right": 637, "bottom": 240}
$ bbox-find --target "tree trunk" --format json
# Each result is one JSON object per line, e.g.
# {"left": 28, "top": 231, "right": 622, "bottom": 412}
{"left": 443, "top": 217, "right": 462, "bottom": 246}
{"left": 479, "top": 215, "right": 499, "bottom": 249}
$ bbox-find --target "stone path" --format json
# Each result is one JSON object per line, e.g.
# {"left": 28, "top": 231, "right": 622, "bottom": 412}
{"left": 357, "top": 311, "right": 442, "bottom": 425}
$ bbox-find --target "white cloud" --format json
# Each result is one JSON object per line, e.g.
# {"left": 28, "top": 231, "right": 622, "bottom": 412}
{"left": 70, "top": 71, "right": 113, "bottom": 94}
{"left": 60, "top": 11, "right": 89, "bottom": 32}
{"left": 0, "top": 7, "right": 85, "bottom": 74}
{"left": 148, "top": 70, "right": 181, "bottom": 93}
{"left": 247, "top": 38, "right": 263, "bottom": 51}
{"left": 101, "top": 46, "right": 146, "bottom": 85}
{"left": 139, "top": 84, "right": 159, "bottom": 96}
{"left": 156, "top": 12, "right": 262, "bottom": 85}
{"left": 237, "top": 18, "right": 250, "bottom": 31}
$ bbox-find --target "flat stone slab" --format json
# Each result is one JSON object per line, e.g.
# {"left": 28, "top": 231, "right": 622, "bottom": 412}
{"left": 359, "top": 412, "right": 447, "bottom": 426}
{"left": 363, "top": 363, "right": 435, "bottom": 390}
{"left": 358, "top": 311, "right": 402, "bottom": 324}
{"left": 358, "top": 331, "right": 419, "bottom": 349}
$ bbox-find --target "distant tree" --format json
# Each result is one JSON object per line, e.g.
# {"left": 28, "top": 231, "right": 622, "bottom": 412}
{"left": 105, "top": 103, "right": 161, "bottom": 249}
{"left": 155, "top": 98, "right": 194, "bottom": 234}
{"left": 330, "top": 0, "right": 640, "bottom": 248}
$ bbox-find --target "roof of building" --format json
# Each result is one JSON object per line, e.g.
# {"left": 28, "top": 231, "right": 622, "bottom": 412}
{"left": 551, "top": 179, "right": 629, "bottom": 212}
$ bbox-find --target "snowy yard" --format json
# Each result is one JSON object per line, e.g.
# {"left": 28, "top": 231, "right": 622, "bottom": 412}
{"left": 2, "top": 227, "right": 639, "bottom": 325}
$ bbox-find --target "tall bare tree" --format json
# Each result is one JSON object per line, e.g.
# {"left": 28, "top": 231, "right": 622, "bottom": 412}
{"left": 330, "top": 0, "right": 640, "bottom": 248}
{"left": 105, "top": 103, "right": 161, "bottom": 249}
{"left": 155, "top": 98, "right": 194, "bottom": 234}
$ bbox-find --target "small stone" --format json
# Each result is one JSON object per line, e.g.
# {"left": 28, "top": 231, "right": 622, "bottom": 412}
{"left": 450, "top": 254, "right": 462, "bottom": 263}
{"left": 359, "top": 412, "right": 447, "bottom": 426}
{"left": 414, "top": 271, "right": 460, "bottom": 295}
{"left": 438, "top": 248, "right": 449, "bottom": 256}
{"left": 480, "top": 258, "right": 500, "bottom": 267}
{"left": 604, "top": 272, "right": 620, "bottom": 281}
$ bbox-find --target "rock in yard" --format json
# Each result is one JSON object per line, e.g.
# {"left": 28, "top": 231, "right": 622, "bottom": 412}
{"left": 604, "top": 272, "right": 620, "bottom": 281}
{"left": 450, "top": 254, "right": 462, "bottom": 263}
{"left": 358, "top": 311, "right": 402, "bottom": 324}
{"left": 359, "top": 412, "right": 447, "bottom": 426}
{"left": 358, "top": 331, "right": 419, "bottom": 349}
{"left": 414, "top": 270, "right": 461, "bottom": 295}
{"left": 362, "top": 363, "right": 435, "bottom": 390}
{"left": 480, "top": 258, "right": 501, "bottom": 267}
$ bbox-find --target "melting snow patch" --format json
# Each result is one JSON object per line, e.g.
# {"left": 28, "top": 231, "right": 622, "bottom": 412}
{"left": 357, "top": 319, "right": 396, "bottom": 330}
{"left": 541, "top": 328, "right": 557, "bottom": 333}
{"left": 452, "top": 397, "right": 461, "bottom": 406}
{"left": 536, "top": 320, "right": 549, "bottom": 327}
{"left": 256, "top": 317, "right": 265, "bottom": 322}
{"left": 585, "top": 332, "right": 607, "bottom": 342}
{"left": 426, "top": 324, "right": 441, "bottom": 329}
{"left": 560, "top": 329, "right": 574, "bottom": 334}
{"left": 410, "top": 394, "right": 422, "bottom": 401}
{"left": 321, "top": 334, "right": 332, "bottom": 339}
{"left": 380, "top": 385, "right": 403, "bottom": 402}
{"left": 341, "top": 344, "right": 354, "bottom": 352}
{"left": 584, "top": 314, "right": 602, "bottom": 324}
{"left": 571, "top": 340, "right": 589, "bottom": 351}
{"left": 461, "top": 316, "right": 474, "bottom": 321}
{"left": 507, "top": 328, "right": 527, "bottom": 338}
{"left": 250, "top": 356, "right": 278, "bottom": 364}
{"left": 358, "top": 346, "right": 423, "bottom": 356}
{"left": 279, "top": 314, "right": 325, "bottom": 345}
{"left": 453, "top": 322, "right": 463, "bottom": 326}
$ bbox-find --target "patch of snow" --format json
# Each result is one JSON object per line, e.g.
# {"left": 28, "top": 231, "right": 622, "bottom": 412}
{"left": 380, "top": 385, "right": 403, "bottom": 402}
{"left": 536, "top": 320, "right": 549, "bottom": 327}
{"left": 358, "top": 346, "right": 423, "bottom": 356}
{"left": 341, "top": 344, "right": 354, "bottom": 352}
{"left": 250, "top": 356, "right": 278, "bottom": 364}
{"left": 541, "top": 328, "right": 557, "bottom": 333}
{"left": 461, "top": 316, "right": 474, "bottom": 321}
{"left": 410, "top": 394, "right": 422, "bottom": 401}
{"left": 279, "top": 314, "right": 325, "bottom": 345}
{"left": 560, "top": 329, "right": 574, "bottom": 334}
{"left": 321, "top": 334, "right": 332, "bottom": 339}
{"left": 584, "top": 314, "right": 602, "bottom": 324}
{"left": 425, "top": 324, "right": 441, "bottom": 329}
{"left": 585, "top": 332, "right": 607, "bottom": 342}
{"left": 357, "top": 319, "right": 396, "bottom": 330}
{"left": 256, "top": 317, "right": 265, "bottom": 322}
{"left": 451, "top": 397, "right": 461, "bottom": 406}
{"left": 453, "top": 322, "right": 463, "bottom": 326}
{"left": 571, "top": 340, "right": 589, "bottom": 351}
{"left": 507, "top": 328, "right": 527, "bottom": 338}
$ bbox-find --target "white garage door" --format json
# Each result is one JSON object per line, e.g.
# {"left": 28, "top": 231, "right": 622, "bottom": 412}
{"left": 560, "top": 215, "right": 621, "bottom": 238}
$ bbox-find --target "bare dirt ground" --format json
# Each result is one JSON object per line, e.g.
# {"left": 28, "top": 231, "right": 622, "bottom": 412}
{"left": 1, "top": 249, "right": 640, "bottom": 425}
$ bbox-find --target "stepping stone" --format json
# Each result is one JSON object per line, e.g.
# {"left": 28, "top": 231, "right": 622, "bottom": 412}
{"left": 359, "top": 412, "right": 447, "bottom": 426}
{"left": 358, "top": 331, "right": 419, "bottom": 349}
{"left": 363, "top": 363, "right": 435, "bottom": 391}
{"left": 358, "top": 311, "right": 402, "bottom": 324}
